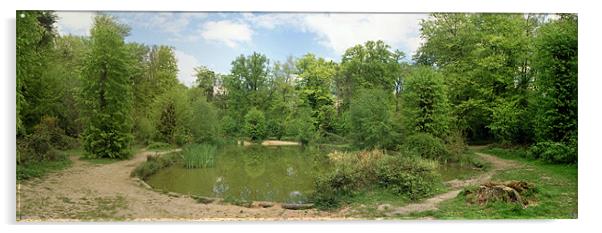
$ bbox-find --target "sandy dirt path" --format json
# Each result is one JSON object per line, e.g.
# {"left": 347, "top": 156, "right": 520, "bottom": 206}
{"left": 17, "top": 149, "right": 343, "bottom": 221}
{"left": 383, "top": 152, "right": 521, "bottom": 216}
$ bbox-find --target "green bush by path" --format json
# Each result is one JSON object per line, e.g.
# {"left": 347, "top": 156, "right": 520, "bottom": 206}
{"left": 312, "top": 150, "right": 441, "bottom": 209}
{"left": 403, "top": 133, "right": 449, "bottom": 161}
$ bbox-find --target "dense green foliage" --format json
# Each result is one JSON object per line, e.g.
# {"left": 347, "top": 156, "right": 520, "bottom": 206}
{"left": 530, "top": 15, "right": 578, "bottom": 163}
{"left": 312, "top": 150, "right": 441, "bottom": 209}
{"left": 244, "top": 108, "right": 267, "bottom": 141}
{"left": 402, "top": 67, "right": 451, "bottom": 138}
{"left": 348, "top": 89, "right": 399, "bottom": 149}
{"left": 81, "top": 15, "right": 134, "bottom": 159}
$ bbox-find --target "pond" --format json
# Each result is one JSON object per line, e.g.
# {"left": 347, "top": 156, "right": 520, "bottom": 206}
{"left": 146, "top": 145, "right": 331, "bottom": 203}
{"left": 146, "top": 145, "right": 482, "bottom": 203}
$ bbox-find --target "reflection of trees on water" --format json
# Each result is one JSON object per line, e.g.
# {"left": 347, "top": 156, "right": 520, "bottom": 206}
{"left": 243, "top": 147, "right": 266, "bottom": 178}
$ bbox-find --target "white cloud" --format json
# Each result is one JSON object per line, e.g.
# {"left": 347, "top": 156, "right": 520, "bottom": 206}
{"left": 55, "top": 11, "right": 96, "bottom": 36}
{"left": 241, "top": 13, "right": 426, "bottom": 56}
{"left": 201, "top": 20, "right": 253, "bottom": 48}
{"left": 300, "top": 14, "right": 427, "bottom": 55}
{"left": 174, "top": 50, "right": 200, "bottom": 87}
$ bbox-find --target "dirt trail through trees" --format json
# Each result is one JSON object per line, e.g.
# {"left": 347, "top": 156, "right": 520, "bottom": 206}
{"left": 383, "top": 152, "right": 521, "bottom": 216}
{"left": 17, "top": 149, "right": 340, "bottom": 221}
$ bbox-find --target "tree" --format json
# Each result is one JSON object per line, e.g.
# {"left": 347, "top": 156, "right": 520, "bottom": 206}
{"left": 296, "top": 54, "right": 337, "bottom": 133}
{"left": 187, "top": 87, "right": 220, "bottom": 143}
{"left": 337, "top": 40, "right": 403, "bottom": 110}
{"left": 415, "top": 13, "right": 537, "bottom": 142}
{"left": 153, "top": 86, "right": 192, "bottom": 145}
{"left": 244, "top": 107, "right": 267, "bottom": 141}
{"left": 402, "top": 67, "right": 451, "bottom": 139}
{"left": 81, "top": 15, "right": 134, "bottom": 159}
{"left": 532, "top": 15, "right": 578, "bottom": 145}
{"left": 287, "top": 107, "right": 316, "bottom": 145}
{"left": 223, "top": 52, "right": 271, "bottom": 135}
{"left": 16, "top": 11, "right": 57, "bottom": 136}
{"left": 194, "top": 66, "right": 217, "bottom": 101}
{"left": 348, "top": 89, "right": 399, "bottom": 149}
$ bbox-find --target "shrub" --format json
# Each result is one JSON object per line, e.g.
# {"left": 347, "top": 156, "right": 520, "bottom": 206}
{"left": 404, "top": 133, "right": 449, "bottom": 160}
{"left": 146, "top": 142, "right": 173, "bottom": 150}
{"left": 529, "top": 141, "right": 577, "bottom": 164}
{"left": 131, "top": 152, "right": 179, "bottom": 180}
{"left": 348, "top": 89, "right": 399, "bottom": 149}
{"left": 312, "top": 164, "right": 360, "bottom": 208}
{"left": 312, "top": 150, "right": 441, "bottom": 208}
{"left": 189, "top": 96, "right": 220, "bottom": 143}
{"left": 244, "top": 107, "right": 267, "bottom": 141}
{"left": 445, "top": 130, "right": 468, "bottom": 159}
{"left": 375, "top": 155, "right": 440, "bottom": 199}
{"left": 17, "top": 116, "right": 75, "bottom": 164}
{"left": 221, "top": 115, "right": 239, "bottom": 138}
{"left": 181, "top": 144, "right": 217, "bottom": 168}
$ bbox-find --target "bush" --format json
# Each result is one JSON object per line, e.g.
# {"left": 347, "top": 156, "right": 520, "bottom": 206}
{"left": 131, "top": 152, "right": 179, "bottom": 180}
{"left": 375, "top": 155, "right": 441, "bottom": 199}
{"left": 221, "top": 115, "right": 239, "bottom": 138}
{"left": 244, "top": 107, "right": 267, "bottom": 141}
{"left": 312, "top": 150, "right": 441, "bottom": 209}
{"left": 404, "top": 133, "right": 449, "bottom": 160}
{"left": 529, "top": 141, "right": 577, "bottom": 164}
{"left": 182, "top": 144, "right": 217, "bottom": 168}
{"left": 348, "top": 89, "right": 399, "bottom": 149}
{"left": 189, "top": 96, "right": 220, "bottom": 143}
{"left": 313, "top": 164, "right": 361, "bottom": 208}
{"left": 17, "top": 116, "right": 75, "bottom": 164}
{"left": 288, "top": 107, "right": 317, "bottom": 145}
{"left": 445, "top": 130, "right": 468, "bottom": 159}
{"left": 146, "top": 142, "right": 174, "bottom": 150}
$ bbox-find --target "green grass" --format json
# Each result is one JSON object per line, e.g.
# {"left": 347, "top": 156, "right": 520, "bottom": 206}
{"left": 146, "top": 142, "right": 175, "bottom": 151}
{"left": 406, "top": 147, "right": 577, "bottom": 219}
{"left": 182, "top": 144, "right": 217, "bottom": 169}
{"left": 17, "top": 158, "right": 72, "bottom": 180}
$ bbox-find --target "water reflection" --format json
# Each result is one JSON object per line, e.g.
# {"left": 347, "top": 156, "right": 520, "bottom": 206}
{"left": 147, "top": 145, "right": 330, "bottom": 202}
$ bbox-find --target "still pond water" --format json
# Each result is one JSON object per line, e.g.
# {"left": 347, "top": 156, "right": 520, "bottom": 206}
{"left": 146, "top": 145, "right": 478, "bottom": 203}
{"left": 146, "top": 145, "right": 331, "bottom": 203}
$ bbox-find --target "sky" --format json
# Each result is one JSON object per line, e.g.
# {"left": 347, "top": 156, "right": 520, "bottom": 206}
{"left": 54, "top": 11, "right": 428, "bottom": 87}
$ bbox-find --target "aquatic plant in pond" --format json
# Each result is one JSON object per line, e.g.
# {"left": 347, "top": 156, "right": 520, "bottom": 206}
{"left": 182, "top": 144, "right": 217, "bottom": 168}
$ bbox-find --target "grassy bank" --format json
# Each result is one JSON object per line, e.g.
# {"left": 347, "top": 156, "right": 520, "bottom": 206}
{"left": 407, "top": 147, "right": 577, "bottom": 219}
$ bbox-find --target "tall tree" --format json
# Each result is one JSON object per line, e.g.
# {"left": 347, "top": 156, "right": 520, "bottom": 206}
{"left": 415, "top": 13, "right": 535, "bottom": 142}
{"left": 16, "top": 11, "right": 57, "bottom": 136}
{"left": 223, "top": 52, "right": 271, "bottom": 133}
{"left": 193, "top": 65, "right": 217, "bottom": 101}
{"left": 402, "top": 67, "right": 451, "bottom": 139}
{"left": 533, "top": 14, "right": 578, "bottom": 144}
{"left": 81, "top": 15, "right": 134, "bottom": 159}
{"left": 337, "top": 40, "right": 403, "bottom": 111}
{"left": 296, "top": 53, "right": 337, "bottom": 133}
